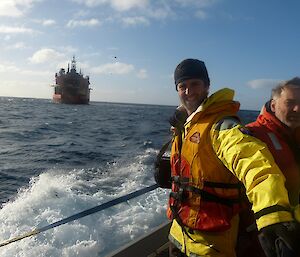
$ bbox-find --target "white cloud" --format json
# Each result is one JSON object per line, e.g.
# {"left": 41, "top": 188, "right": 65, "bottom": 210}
{"left": 195, "top": 10, "right": 208, "bottom": 19}
{"left": 0, "top": 62, "right": 50, "bottom": 76}
{"left": 147, "top": 7, "right": 171, "bottom": 20}
{"left": 91, "top": 61, "right": 146, "bottom": 78}
{"left": 111, "top": 0, "right": 149, "bottom": 11}
{"left": 20, "top": 69, "right": 51, "bottom": 76}
{"left": 34, "top": 18, "right": 56, "bottom": 26}
{"left": 175, "top": 0, "right": 219, "bottom": 8}
{"left": 91, "top": 62, "right": 134, "bottom": 75}
{"left": 1, "top": 80, "right": 52, "bottom": 99}
{"left": 70, "top": 0, "right": 217, "bottom": 24}
{"left": 122, "top": 16, "right": 149, "bottom": 26}
{"left": 247, "top": 79, "right": 280, "bottom": 89}
{"left": 72, "top": 0, "right": 149, "bottom": 11}
{"left": 73, "top": 10, "right": 91, "bottom": 18}
{"left": 0, "top": 63, "right": 19, "bottom": 73}
{"left": 5, "top": 42, "right": 26, "bottom": 49}
{"left": 72, "top": 0, "right": 107, "bottom": 7}
{"left": 66, "top": 18, "right": 101, "bottom": 28}
{"left": 42, "top": 19, "right": 56, "bottom": 26}
{"left": 174, "top": 0, "right": 217, "bottom": 20}
{"left": 0, "top": 26, "right": 35, "bottom": 34}
{"left": 0, "top": 0, "right": 41, "bottom": 17}
{"left": 136, "top": 69, "right": 148, "bottom": 79}
{"left": 0, "top": 0, "right": 23, "bottom": 17}
{"left": 29, "top": 48, "right": 64, "bottom": 64}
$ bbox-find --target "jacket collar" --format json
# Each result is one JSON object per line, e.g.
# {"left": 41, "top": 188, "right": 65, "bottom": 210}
{"left": 186, "top": 88, "right": 237, "bottom": 123}
{"left": 259, "top": 101, "right": 294, "bottom": 141}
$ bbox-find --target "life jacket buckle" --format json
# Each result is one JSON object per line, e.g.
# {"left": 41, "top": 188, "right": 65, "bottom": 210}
{"left": 172, "top": 176, "right": 180, "bottom": 184}
{"left": 170, "top": 188, "right": 185, "bottom": 202}
{"left": 172, "top": 176, "right": 189, "bottom": 184}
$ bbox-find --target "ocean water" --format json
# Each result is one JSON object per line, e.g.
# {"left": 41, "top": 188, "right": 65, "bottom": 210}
{"left": 0, "top": 97, "right": 259, "bottom": 257}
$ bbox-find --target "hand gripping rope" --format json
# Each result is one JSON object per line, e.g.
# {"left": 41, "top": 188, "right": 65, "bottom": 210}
{"left": 0, "top": 184, "right": 159, "bottom": 248}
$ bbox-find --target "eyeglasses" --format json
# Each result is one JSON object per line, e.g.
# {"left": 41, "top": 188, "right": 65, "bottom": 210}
{"left": 176, "top": 80, "right": 204, "bottom": 92}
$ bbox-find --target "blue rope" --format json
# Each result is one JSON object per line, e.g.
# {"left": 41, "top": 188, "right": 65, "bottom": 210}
{"left": 0, "top": 184, "right": 159, "bottom": 247}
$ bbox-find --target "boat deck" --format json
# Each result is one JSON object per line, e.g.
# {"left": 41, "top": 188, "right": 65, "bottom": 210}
{"left": 106, "top": 222, "right": 171, "bottom": 257}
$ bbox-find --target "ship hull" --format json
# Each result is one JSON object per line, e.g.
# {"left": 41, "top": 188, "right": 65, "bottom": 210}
{"left": 53, "top": 93, "right": 89, "bottom": 104}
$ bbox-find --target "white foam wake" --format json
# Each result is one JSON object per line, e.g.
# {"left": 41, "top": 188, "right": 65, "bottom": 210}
{"left": 0, "top": 149, "right": 169, "bottom": 257}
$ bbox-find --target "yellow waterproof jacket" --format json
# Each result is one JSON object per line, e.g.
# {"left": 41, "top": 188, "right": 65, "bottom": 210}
{"left": 168, "top": 88, "right": 293, "bottom": 257}
{"left": 168, "top": 91, "right": 244, "bottom": 232}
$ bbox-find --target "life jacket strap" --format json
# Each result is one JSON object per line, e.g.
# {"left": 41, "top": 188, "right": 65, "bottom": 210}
{"left": 204, "top": 181, "right": 244, "bottom": 189}
{"left": 183, "top": 185, "right": 242, "bottom": 206}
{"left": 170, "top": 185, "right": 242, "bottom": 207}
{"left": 171, "top": 176, "right": 244, "bottom": 206}
{"left": 172, "top": 176, "right": 244, "bottom": 189}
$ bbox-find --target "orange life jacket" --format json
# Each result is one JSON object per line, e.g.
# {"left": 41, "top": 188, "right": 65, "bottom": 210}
{"left": 167, "top": 101, "right": 245, "bottom": 232}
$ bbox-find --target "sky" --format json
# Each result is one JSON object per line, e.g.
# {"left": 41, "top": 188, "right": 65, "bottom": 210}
{"left": 0, "top": 0, "right": 300, "bottom": 110}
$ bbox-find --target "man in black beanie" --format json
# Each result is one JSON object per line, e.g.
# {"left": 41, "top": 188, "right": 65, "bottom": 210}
{"left": 174, "top": 59, "right": 210, "bottom": 116}
{"left": 157, "top": 58, "right": 300, "bottom": 257}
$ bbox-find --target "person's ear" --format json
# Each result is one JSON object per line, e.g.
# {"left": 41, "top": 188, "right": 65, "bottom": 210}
{"left": 270, "top": 99, "right": 276, "bottom": 112}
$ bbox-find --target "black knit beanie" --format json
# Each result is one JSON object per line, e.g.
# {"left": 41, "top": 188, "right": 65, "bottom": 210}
{"left": 174, "top": 59, "right": 210, "bottom": 89}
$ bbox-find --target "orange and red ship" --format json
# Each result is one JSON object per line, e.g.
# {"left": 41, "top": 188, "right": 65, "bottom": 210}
{"left": 53, "top": 56, "right": 90, "bottom": 104}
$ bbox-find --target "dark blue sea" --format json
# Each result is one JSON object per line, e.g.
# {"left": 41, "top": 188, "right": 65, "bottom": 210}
{"left": 0, "top": 97, "right": 259, "bottom": 256}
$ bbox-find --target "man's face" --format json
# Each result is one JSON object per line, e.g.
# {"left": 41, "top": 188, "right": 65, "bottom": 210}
{"left": 271, "top": 86, "right": 300, "bottom": 130}
{"left": 177, "top": 79, "right": 209, "bottom": 115}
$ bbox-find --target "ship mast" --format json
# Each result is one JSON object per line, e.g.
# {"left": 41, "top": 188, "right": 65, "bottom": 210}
{"left": 71, "top": 56, "right": 76, "bottom": 72}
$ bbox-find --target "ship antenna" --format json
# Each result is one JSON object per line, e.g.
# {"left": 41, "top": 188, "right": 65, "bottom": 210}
{"left": 71, "top": 55, "right": 76, "bottom": 71}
